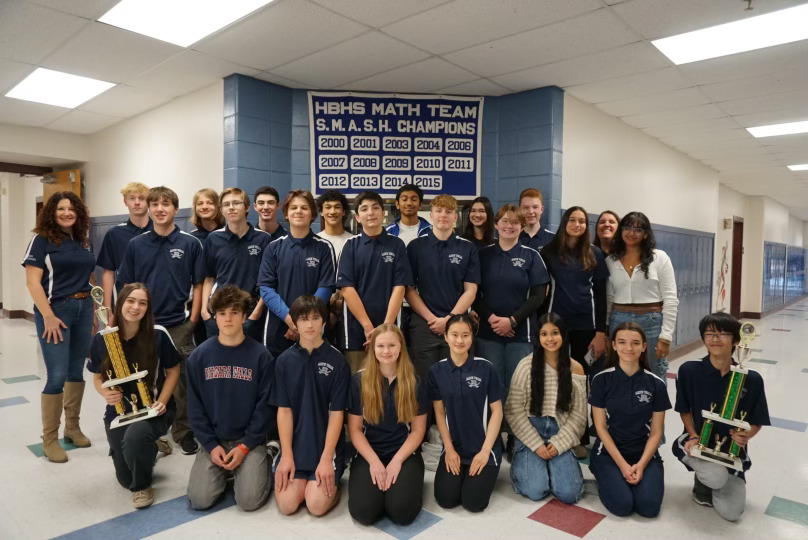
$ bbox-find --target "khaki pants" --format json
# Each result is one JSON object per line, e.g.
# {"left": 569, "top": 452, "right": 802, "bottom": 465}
{"left": 166, "top": 318, "right": 195, "bottom": 443}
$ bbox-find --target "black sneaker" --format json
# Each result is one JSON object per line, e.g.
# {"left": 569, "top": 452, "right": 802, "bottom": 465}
{"left": 692, "top": 477, "right": 713, "bottom": 507}
{"left": 180, "top": 434, "right": 199, "bottom": 455}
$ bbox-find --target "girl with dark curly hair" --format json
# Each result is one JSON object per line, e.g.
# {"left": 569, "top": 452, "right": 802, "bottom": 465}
{"left": 23, "top": 191, "right": 95, "bottom": 463}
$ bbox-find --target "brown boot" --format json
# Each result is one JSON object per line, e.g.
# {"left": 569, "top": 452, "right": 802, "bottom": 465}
{"left": 41, "top": 393, "right": 68, "bottom": 463}
{"left": 63, "top": 381, "right": 91, "bottom": 447}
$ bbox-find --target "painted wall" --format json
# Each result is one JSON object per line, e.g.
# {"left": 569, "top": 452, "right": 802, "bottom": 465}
{"left": 0, "top": 124, "right": 89, "bottom": 164}
{"left": 714, "top": 183, "right": 747, "bottom": 312}
{"left": 788, "top": 215, "right": 803, "bottom": 247}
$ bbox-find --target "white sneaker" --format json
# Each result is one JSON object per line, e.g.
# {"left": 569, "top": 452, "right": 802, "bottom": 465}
{"left": 133, "top": 487, "right": 154, "bottom": 509}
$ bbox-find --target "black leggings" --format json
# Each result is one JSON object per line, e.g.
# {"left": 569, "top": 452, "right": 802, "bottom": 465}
{"left": 105, "top": 414, "right": 170, "bottom": 491}
{"left": 349, "top": 453, "right": 425, "bottom": 525}
{"left": 569, "top": 328, "right": 596, "bottom": 446}
{"left": 434, "top": 453, "right": 500, "bottom": 513}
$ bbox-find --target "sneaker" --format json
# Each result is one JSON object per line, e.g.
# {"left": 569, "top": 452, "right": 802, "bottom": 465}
{"left": 156, "top": 437, "right": 172, "bottom": 455}
{"left": 692, "top": 477, "right": 713, "bottom": 507}
{"left": 180, "top": 434, "right": 198, "bottom": 455}
{"left": 505, "top": 434, "right": 514, "bottom": 463}
{"left": 573, "top": 445, "right": 588, "bottom": 460}
{"left": 133, "top": 487, "right": 154, "bottom": 509}
{"left": 266, "top": 440, "right": 281, "bottom": 465}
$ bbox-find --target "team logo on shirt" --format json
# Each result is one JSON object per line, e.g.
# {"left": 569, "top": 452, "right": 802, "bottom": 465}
{"left": 381, "top": 251, "right": 395, "bottom": 263}
{"left": 306, "top": 257, "right": 320, "bottom": 268}
{"left": 203, "top": 365, "right": 253, "bottom": 381}
{"left": 466, "top": 376, "right": 482, "bottom": 388}
{"left": 448, "top": 253, "right": 463, "bottom": 264}
{"left": 511, "top": 257, "right": 526, "bottom": 268}
{"left": 169, "top": 248, "right": 184, "bottom": 259}
{"left": 318, "top": 362, "right": 334, "bottom": 376}
{"left": 635, "top": 390, "right": 652, "bottom": 403}
{"left": 247, "top": 245, "right": 262, "bottom": 256}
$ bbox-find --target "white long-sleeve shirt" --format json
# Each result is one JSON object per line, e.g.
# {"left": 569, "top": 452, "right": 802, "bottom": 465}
{"left": 605, "top": 249, "right": 679, "bottom": 342}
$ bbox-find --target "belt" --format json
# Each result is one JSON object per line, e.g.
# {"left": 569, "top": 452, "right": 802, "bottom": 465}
{"left": 66, "top": 292, "right": 90, "bottom": 299}
{"left": 612, "top": 302, "right": 663, "bottom": 314}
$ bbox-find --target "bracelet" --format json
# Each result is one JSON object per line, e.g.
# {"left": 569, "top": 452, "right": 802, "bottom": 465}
{"left": 687, "top": 435, "right": 699, "bottom": 441}
{"left": 510, "top": 316, "right": 517, "bottom": 329}
{"left": 238, "top": 443, "right": 249, "bottom": 455}
{"left": 658, "top": 338, "right": 671, "bottom": 345}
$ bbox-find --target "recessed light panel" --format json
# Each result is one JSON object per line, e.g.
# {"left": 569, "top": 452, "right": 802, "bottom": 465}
{"left": 5, "top": 68, "right": 115, "bottom": 108}
{"left": 747, "top": 120, "right": 808, "bottom": 138}
{"left": 98, "top": 0, "right": 275, "bottom": 47}
{"left": 788, "top": 164, "right": 808, "bottom": 171}
{"left": 652, "top": 3, "right": 808, "bottom": 65}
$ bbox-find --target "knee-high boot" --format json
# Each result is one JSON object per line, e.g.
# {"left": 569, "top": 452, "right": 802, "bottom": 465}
{"left": 63, "top": 381, "right": 91, "bottom": 447}
{"left": 41, "top": 393, "right": 68, "bottom": 463}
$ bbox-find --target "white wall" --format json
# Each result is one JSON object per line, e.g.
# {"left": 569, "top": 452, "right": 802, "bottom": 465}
{"left": 0, "top": 124, "right": 89, "bottom": 163}
{"left": 714, "top": 184, "right": 746, "bottom": 312}
{"left": 84, "top": 81, "right": 224, "bottom": 216}
{"left": 562, "top": 96, "right": 719, "bottom": 232}
{"left": 788, "top": 215, "right": 803, "bottom": 247}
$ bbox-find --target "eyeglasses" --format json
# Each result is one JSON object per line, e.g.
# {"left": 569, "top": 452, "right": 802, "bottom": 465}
{"left": 623, "top": 226, "right": 645, "bottom": 234}
{"left": 221, "top": 201, "right": 245, "bottom": 209}
{"left": 703, "top": 332, "right": 733, "bottom": 341}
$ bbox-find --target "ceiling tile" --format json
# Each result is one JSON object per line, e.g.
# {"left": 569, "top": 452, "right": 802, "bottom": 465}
{"left": 194, "top": 0, "right": 368, "bottom": 71}
{"left": 0, "top": 58, "right": 36, "bottom": 95}
{"left": 661, "top": 128, "right": 752, "bottom": 147}
{"left": 596, "top": 87, "right": 707, "bottom": 117}
{"left": 26, "top": 0, "right": 121, "bottom": 19}
{"left": 621, "top": 103, "right": 726, "bottom": 128}
{"left": 444, "top": 8, "right": 641, "bottom": 77}
{"left": 642, "top": 117, "right": 740, "bottom": 138}
{"left": 434, "top": 78, "right": 512, "bottom": 96}
{"left": 491, "top": 41, "right": 667, "bottom": 91}
{"left": 41, "top": 22, "right": 184, "bottom": 83}
{"left": 254, "top": 72, "right": 308, "bottom": 89}
{"left": 341, "top": 58, "right": 478, "bottom": 93}
{"left": 270, "top": 31, "right": 430, "bottom": 88}
{"left": 565, "top": 67, "right": 691, "bottom": 103}
{"left": 0, "top": 96, "right": 68, "bottom": 127}
{"left": 699, "top": 68, "right": 808, "bottom": 102}
{"left": 383, "top": 0, "right": 602, "bottom": 54}
{"left": 46, "top": 109, "right": 122, "bottom": 134}
{"left": 312, "top": 0, "right": 452, "bottom": 27}
{"left": 79, "top": 85, "right": 172, "bottom": 118}
{"left": 0, "top": 0, "right": 88, "bottom": 64}
{"left": 732, "top": 109, "right": 808, "bottom": 128}
{"left": 129, "top": 51, "right": 258, "bottom": 97}
{"left": 717, "top": 89, "right": 808, "bottom": 116}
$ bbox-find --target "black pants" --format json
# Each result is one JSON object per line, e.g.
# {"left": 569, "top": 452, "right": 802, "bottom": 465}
{"left": 569, "top": 328, "right": 596, "bottom": 446}
{"left": 408, "top": 313, "right": 449, "bottom": 380}
{"left": 349, "top": 453, "right": 425, "bottom": 525}
{"left": 434, "top": 453, "right": 500, "bottom": 513}
{"left": 105, "top": 414, "right": 171, "bottom": 491}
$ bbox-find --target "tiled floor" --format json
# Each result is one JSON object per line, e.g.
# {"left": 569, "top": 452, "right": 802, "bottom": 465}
{"left": 2, "top": 305, "right": 807, "bottom": 540}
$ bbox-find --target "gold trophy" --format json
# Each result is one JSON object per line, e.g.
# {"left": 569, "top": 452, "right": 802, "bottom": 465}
{"left": 690, "top": 322, "right": 756, "bottom": 471}
{"left": 91, "top": 286, "right": 158, "bottom": 429}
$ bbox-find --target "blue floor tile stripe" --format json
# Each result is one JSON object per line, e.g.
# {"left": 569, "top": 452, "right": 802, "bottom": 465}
{"left": 2, "top": 374, "right": 40, "bottom": 384}
{"left": 769, "top": 417, "right": 808, "bottom": 433}
{"left": 765, "top": 496, "right": 808, "bottom": 527}
{"left": 374, "top": 509, "right": 442, "bottom": 540}
{"left": 0, "top": 396, "right": 29, "bottom": 407}
{"left": 51, "top": 491, "right": 236, "bottom": 540}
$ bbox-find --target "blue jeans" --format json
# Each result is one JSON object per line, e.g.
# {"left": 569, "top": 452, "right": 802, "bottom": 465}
{"left": 510, "top": 417, "right": 583, "bottom": 504}
{"left": 609, "top": 311, "right": 666, "bottom": 379}
{"left": 34, "top": 297, "right": 94, "bottom": 394}
{"left": 475, "top": 339, "right": 532, "bottom": 393}
{"left": 590, "top": 446, "right": 665, "bottom": 517}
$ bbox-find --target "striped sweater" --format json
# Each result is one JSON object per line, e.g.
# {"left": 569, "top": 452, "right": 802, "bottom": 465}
{"left": 504, "top": 356, "right": 587, "bottom": 454}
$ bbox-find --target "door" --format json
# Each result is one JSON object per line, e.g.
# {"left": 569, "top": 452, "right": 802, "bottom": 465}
{"left": 730, "top": 218, "right": 743, "bottom": 318}
{"left": 42, "top": 170, "right": 81, "bottom": 201}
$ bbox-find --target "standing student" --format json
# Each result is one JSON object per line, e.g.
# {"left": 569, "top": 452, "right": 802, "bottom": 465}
{"left": 254, "top": 186, "right": 286, "bottom": 241}
{"left": 672, "top": 313, "right": 769, "bottom": 522}
{"left": 316, "top": 190, "right": 354, "bottom": 261}
{"left": 201, "top": 187, "right": 271, "bottom": 342}
{"left": 258, "top": 190, "right": 335, "bottom": 358}
{"left": 88, "top": 284, "right": 180, "bottom": 509}
{"left": 476, "top": 204, "right": 549, "bottom": 393}
{"left": 23, "top": 192, "right": 95, "bottom": 463}
{"left": 118, "top": 186, "right": 206, "bottom": 456}
{"left": 338, "top": 191, "right": 413, "bottom": 372}
{"left": 273, "top": 296, "right": 350, "bottom": 517}
{"left": 461, "top": 196, "right": 495, "bottom": 249}
{"left": 348, "top": 324, "right": 428, "bottom": 526}
{"left": 506, "top": 313, "right": 587, "bottom": 504}
{"left": 406, "top": 195, "right": 479, "bottom": 379}
{"left": 518, "top": 188, "right": 555, "bottom": 251}
{"left": 186, "top": 285, "right": 273, "bottom": 512}
{"left": 429, "top": 314, "right": 504, "bottom": 512}
{"left": 589, "top": 322, "right": 671, "bottom": 517}
{"left": 189, "top": 188, "right": 224, "bottom": 242}
{"left": 96, "top": 182, "right": 152, "bottom": 316}
{"left": 593, "top": 211, "right": 620, "bottom": 256}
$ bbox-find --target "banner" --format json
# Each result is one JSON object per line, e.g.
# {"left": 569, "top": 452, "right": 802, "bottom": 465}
{"left": 308, "top": 91, "right": 483, "bottom": 199}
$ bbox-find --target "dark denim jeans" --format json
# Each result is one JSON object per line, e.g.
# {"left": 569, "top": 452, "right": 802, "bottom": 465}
{"left": 609, "top": 311, "right": 665, "bottom": 379}
{"left": 34, "top": 297, "right": 94, "bottom": 394}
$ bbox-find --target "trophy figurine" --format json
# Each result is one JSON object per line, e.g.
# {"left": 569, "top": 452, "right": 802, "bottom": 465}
{"left": 91, "top": 286, "right": 158, "bottom": 428}
{"left": 690, "top": 322, "right": 756, "bottom": 471}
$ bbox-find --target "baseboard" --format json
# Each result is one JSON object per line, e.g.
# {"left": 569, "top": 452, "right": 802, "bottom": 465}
{"left": 740, "top": 311, "right": 760, "bottom": 319}
{"left": 1, "top": 309, "right": 35, "bottom": 322}
{"left": 741, "top": 294, "right": 808, "bottom": 321}
{"left": 668, "top": 339, "right": 704, "bottom": 362}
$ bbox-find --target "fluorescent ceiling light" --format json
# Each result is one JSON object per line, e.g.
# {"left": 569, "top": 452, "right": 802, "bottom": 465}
{"left": 98, "top": 0, "right": 275, "bottom": 47}
{"left": 5, "top": 68, "right": 115, "bottom": 108}
{"left": 652, "top": 3, "right": 808, "bottom": 65}
{"left": 747, "top": 120, "right": 808, "bottom": 138}
{"left": 788, "top": 164, "right": 808, "bottom": 171}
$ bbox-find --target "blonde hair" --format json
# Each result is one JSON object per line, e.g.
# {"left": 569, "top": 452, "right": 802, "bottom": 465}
{"left": 430, "top": 194, "right": 457, "bottom": 212}
{"left": 220, "top": 187, "right": 250, "bottom": 208}
{"left": 360, "top": 325, "right": 419, "bottom": 425}
{"left": 191, "top": 188, "right": 224, "bottom": 228}
{"left": 120, "top": 182, "right": 149, "bottom": 197}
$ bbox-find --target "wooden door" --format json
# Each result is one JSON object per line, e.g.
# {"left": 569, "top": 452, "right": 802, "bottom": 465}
{"left": 43, "top": 170, "right": 81, "bottom": 201}
{"left": 730, "top": 218, "right": 743, "bottom": 318}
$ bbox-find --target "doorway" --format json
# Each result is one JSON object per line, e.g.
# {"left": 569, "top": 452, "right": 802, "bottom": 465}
{"left": 730, "top": 217, "right": 743, "bottom": 318}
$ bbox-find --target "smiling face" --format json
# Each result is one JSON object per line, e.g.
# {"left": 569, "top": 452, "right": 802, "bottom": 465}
{"left": 702, "top": 325, "right": 737, "bottom": 357}
{"left": 495, "top": 210, "right": 522, "bottom": 241}
{"left": 520, "top": 197, "right": 543, "bottom": 227}
{"left": 468, "top": 202, "right": 487, "bottom": 227}
{"left": 539, "top": 322, "right": 562, "bottom": 354}
{"left": 356, "top": 199, "right": 384, "bottom": 233}
{"left": 396, "top": 190, "right": 421, "bottom": 219}
{"left": 444, "top": 320, "right": 473, "bottom": 356}
{"left": 254, "top": 194, "right": 278, "bottom": 222}
{"left": 321, "top": 200, "right": 345, "bottom": 229}
{"left": 374, "top": 330, "right": 402, "bottom": 371}
{"left": 195, "top": 195, "right": 217, "bottom": 221}
{"left": 565, "top": 209, "right": 588, "bottom": 239}
{"left": 55, "top": 198, "right": 76, "bottom": 231}
{"left": 613, "top": 329, "right": 647, "bottom": 364}
{"left": 285, "top": 196, "right": 314, "bottom": 228}
{"left": 621, "top": 220, "right": 647, "bottom": 248}
{"left": 149, "top": 197, "right": 177, "bottom": 226}
{"left": 596, "top": 213, "right": 618, "bottom": 243}
{"left": 120, "top": 288, "right": 149, "bottom": 325}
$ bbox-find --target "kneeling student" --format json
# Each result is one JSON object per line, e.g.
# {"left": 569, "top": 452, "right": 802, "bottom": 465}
{"left": 348, "top": 324, "right": 428, "bottom": 526}
{"left": 186, "top": 285, "right": 274, "bottom": 512}
{"left": 88, "top": 284, "right": 180, "bottom": 509}
{"left": 273, "top": 296, "right": 349, "bottom": 516}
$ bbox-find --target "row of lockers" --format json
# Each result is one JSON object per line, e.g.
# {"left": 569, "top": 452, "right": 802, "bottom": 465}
{"left": 764, "top": 242, "right": 807, "bottom": 312}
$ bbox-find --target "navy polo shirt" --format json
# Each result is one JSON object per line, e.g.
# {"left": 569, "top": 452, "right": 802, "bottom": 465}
{"left": 337, "top": 230, "right": 414, "bottom": 350}
{"left": 544, "top": 246, "right": 609, "bottom": 330}
{"left": 87, "top": 325, "right": 180, "bottom": 424}
{"left": 261, "top": 223, "right": 287, "bottom": 242}
{"left": 258, "top": 231, "right": 336, "bottom": 351}
{"left": 672, "top": 356, "right": 770, "bottom": 477}
{"left": 96, "top": 218, "right": 153, "bottom": 293}
{"left": 272, "top": 342, "right": 350, "bottom": 473}
{"left": 205, "top": 223, "right": 272, "bottom": 298}
{"left": 477, "top": 243, "right": 549, "bottom": 343}
{"left": 590, "top": 366, "right": 671, "bottom": 460}
{"left": 22, "top": 235, "right": 95, "bottom": 302}
{"left": 349, "top": 372, "right": 429, "bottom": 460}
{"left": 407, "top": 231, "right": 480, "bottom": 318}
{"left": 190, "top": 227, "right": 215, "bottom": 242}
{"left": 427, "top": 356, "right": 505, "bottom": 465}
{"left": 519, "top": 228, "right": 555, "bottom": 251}
{"left": 117, "top": 226, "right": 206, "bottom": 327}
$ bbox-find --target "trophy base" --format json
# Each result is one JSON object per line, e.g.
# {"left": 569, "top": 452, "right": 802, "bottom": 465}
{"left": 690, "top": 446, "right": 744, "bottom": 472}
{"left": 110, "top": 406, "right": 159, "bottom": 429}
{"left": 102, "top": 370, "right": 149, "bottom": 388}
{"left": 701, "top": 411, "right": 751, "bottom": 430}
